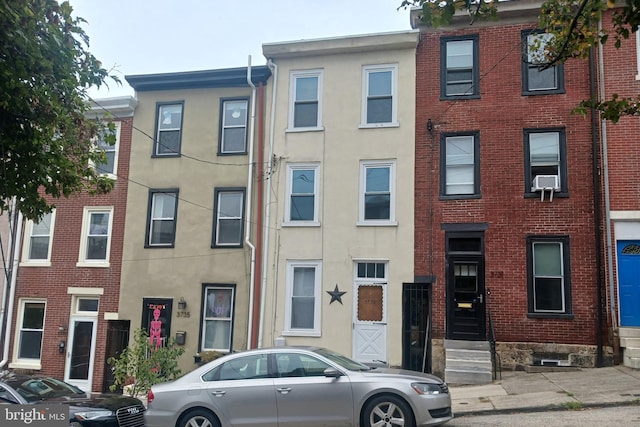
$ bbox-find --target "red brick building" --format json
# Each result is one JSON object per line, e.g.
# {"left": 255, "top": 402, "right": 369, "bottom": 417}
{"left": 412, "top": 2, "right": 607, "bottom": 381}
{"left": 5, "top": 97, "right": 136, "bottom": 392}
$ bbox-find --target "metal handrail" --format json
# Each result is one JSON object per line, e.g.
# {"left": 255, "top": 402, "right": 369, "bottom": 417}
{"left": 486, "top": 290, "right": 501, "bottom": 380}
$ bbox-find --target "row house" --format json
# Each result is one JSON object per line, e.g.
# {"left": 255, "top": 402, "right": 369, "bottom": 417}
{"left": 4, "top": 96, "right": 136, "bottom": 392}
{"left": 411, "top": 0, "right": 605, "bottom": 382}
{"left": 259, "top": 30, "right": 420, "bottom": 368}
{"left": 119, "top": 66, "right": 271, "bottom": 374}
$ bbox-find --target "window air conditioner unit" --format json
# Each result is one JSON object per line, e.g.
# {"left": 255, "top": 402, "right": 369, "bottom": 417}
{"left": 532, "top": 175, "right": 560, "bottom": 191}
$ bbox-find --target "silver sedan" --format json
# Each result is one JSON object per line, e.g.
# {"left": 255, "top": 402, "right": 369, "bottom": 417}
{"left": 145, "top": 346, "right": 452, "bottom": 427}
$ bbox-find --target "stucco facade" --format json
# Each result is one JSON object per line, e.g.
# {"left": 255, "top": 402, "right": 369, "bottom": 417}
{"left": 260, "top": 31, "right": 419, "bottom": 368}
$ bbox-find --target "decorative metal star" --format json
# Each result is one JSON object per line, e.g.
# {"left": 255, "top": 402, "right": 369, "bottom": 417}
{"left": 327, "top": 284, "right": 347, "bottom": 305}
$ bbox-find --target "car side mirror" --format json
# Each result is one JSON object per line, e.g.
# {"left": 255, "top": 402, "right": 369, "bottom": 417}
{"left": 323, "top": 367, "right": 342, "bottom": 378}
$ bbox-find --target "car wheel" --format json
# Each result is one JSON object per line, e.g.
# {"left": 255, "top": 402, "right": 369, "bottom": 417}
{"left": 178, "top": 409, "right": 220, "bottom": 427}
{"left": 362, "top": 395, "right": 415, "bottom": 427}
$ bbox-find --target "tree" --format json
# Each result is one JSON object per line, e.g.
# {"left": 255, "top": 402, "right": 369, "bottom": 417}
{"left": 0, "top": 0, "right": 119, "bottom": 221}
{"left": 401, "top": 0, "right": 640, "bottom": 122}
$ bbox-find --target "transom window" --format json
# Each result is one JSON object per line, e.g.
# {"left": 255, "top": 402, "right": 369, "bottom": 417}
{"left": 146, "top": 190, "right": 179, "bottom": 247}
{"left": 356, "top": 262, "right": 386, "bottom": 279}
{"left": 362, "top": 64, "right": 397, "bottom": 126}
{"left": 441, "top": 133, "right": 480, "bottom": 197}
{"left": 220, "top": 99, "right": 248, "bottom": 154}
{"left": 289, "top": 70, "right": 322, "bottom": 130}
{"left": 154, "top": 102, "right": 183, "bottom": 156}
{"left": 522, "top": 30, "right": 564, "bottom": 95}
{"left": 441, "top": 35, "right": 479, "bottom": 98}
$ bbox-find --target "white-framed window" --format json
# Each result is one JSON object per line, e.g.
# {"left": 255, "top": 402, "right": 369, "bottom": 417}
{"left": 154, "top": 102, "right": 183, "bottom": 156}
{"left": 201, "top": 286, "right": 235, "bottom": 352}
{"left": 356, "top": 261, "right": 387, "bottom": 280}
{"left": 73, "top": 297, "right": 100, "bottom": 315}
{"left": 94, "top": 121, "right": 121, "bottom": 177}
{"left": 219, "top": 98, "right": 249, "bottom": 154}
{"left": 358, "top": 160, "right": 396, "bottom": 225}
{"left": 284, "top": 163, "right": 319, "bottom": 225}
{"left": 21, "top": 210, "right": 56, "bottom": 266}
{"left": 288, "top": 70, "right": 323, "bottom": 131}
{"left": 361, "top": 64, "right": 398, "bottom": 127}
{"left": 212, "top": 188, "right": 245, "bottom": 247}
{"left": 636, "top": 31, "right": 640, "bottom": 80}
{"left": 12, "top": 299, "right": 46, "bottom": 369}
{"left": 284, "top": 260, "right": 322, "bottom": 336}
{"left": 77, "top": 207, "right": 113, "bottom": 267}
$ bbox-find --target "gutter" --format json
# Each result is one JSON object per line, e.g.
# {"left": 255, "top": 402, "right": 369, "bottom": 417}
{"left": 1, "top": 199, "right": 22, "bottom": 369}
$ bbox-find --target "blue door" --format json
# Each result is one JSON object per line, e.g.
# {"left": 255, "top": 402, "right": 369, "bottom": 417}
{"left": 618, "top": 241, "right": 640, "bottom": 327}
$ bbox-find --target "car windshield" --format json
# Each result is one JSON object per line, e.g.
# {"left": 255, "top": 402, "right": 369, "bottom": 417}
{"left": 8, "top": 377, "right": 85, "bottom": 402}
{"left": 312, "top": 348, "right": 371, "bottom": 371}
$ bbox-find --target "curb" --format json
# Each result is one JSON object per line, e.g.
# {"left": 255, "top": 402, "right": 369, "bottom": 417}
{"left": 453, "top": 399, "right": 640, "bottom": 418}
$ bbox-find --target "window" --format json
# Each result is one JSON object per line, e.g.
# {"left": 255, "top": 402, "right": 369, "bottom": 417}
{"left": 276, "top": 353, "right": 332, "bottom": 377}
{"left": 154, "top": 102, "right": 183, "bottom": 156}
{"left": 524, "top": 128, "right": 568, "bottom": 195}
{"left": 522, "top": 31, "right": 564, "bottom": 94}
{"left": 288, "top": 70, "right": 322, "bottom": 130}
{"left": 219, "top": 99, "right": 248, "bottom": 154}
{"left": 14, "top": 300, "right": 46, "bottom": 366}
{"left": 146, "top": 190, "right": 179, "bottom": 247}
{"left": 202, "top": 353, "right": 268, "bottom": 381}
{"left": 284, "top": 261, "right": 322, "bottom": 336}
{"left": 527, "top": 236, "right": 572, "bottom": 316}
{"left": 212, "top": 189, "right": 245, "bottom": 247}
{"left": 356, "top": 262, "right": 386, "bottom": 279}
{"left": 285, "top": 164, "right": 319, "bottom": 225}
{"left": 441, "top": 35, "right": 479, "bottom": 99}
{"left": 21, "top": 210, "right": 55, "bottom": 265}
{"left": 361, "top": 64, "right": 398, "bottom": 127}
{"left": 359, "top": 160, "right": 396, "bottom": 225}
{"left": 636, "top": 31, "right": 640, "bottom": 79}
{"left": 77, "top": 207, "right": 113, "bottom": 266}
{"left": 201, "top": 286, "right": 235, "bottom": 352}
{"left": 441, "top": 132, "right": 480, "bottom": 197}
{"left": 94, "top": 122, "right": 121, "bottom": 176}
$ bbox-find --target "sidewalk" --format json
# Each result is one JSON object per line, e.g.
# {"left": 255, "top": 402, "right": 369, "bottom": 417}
{"left": 449, "top": 365, "right": 640, "bottom": 417}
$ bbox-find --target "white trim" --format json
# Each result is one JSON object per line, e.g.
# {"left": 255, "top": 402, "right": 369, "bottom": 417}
{"left": 283, "top": 260, "right": 322, "bottom": 337}
{"left": 64, "top": 316, "right": 98, "bottom": 392}
{"left": 283, "top": 163, "right": 320, "bottom": 226}
{"left": 287, "top": 69, "right": 323, "bottom": 131}
{"left": 12, "top": 298, "right": 46, "bottom": 368}
{"left": 92, "top": 121, "right": 121, "bottom": 179}
{"left": 358, "top": 160, "right": 397, "bottom": 225}
{"left": 77, "top": 206, "right": 113, "bottom": 267}
{"left": 201, "top": 286, "right": 236, "bottom": 352}
{"left": 67, "top": 287, "right": 104, "bottom": 295}
{"left": 360, "top": 64, "right": 399, "bottom": 128}
{"left": 103, "top": 312, "right": 119, "bottom": 321}
{"left": 20, "top": 210, "right": 56, "bottom": 267}
{"left": 611, "top": 211, "right": 640, "bottom": 220}
{"left": 636, "top": 32, "right": 640, "bottom": 80}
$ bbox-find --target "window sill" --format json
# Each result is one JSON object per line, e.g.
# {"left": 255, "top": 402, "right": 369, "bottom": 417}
{"left": 9, "top": 361, "right": 42, "bottom": 370}
{"left": 282, "top": 221, "right": 321, "bottom": 227}
{"left": 76, "top": 261, "right": 110, "bottom": 268}
{"left": 151, "top": 153, "right": 181, "bottom": 158}
{"left": 524, "top": 192, "right": 569, "bottom": 199}
{"left": 527, "top": 313, "right": 574, "bottom": 320}
{"left": 359, "top": 122, "right": 399, "bottom": 129}
{"left": 282, "top": 330, "right": 321, "bottom": 337}
{"left": 440, "top": 94, "right": 481, "bottom": 101}
{"left": 439, "top": 194, "right": 481, "bottom": 200}
{"left": 636, "top": 74, "right": 640, "bottom": 80}
{"left": 522, "top": 89, "right": 566, "bottom": 96}
{"left": 19, "top": 261, "right": 52, "bottom": 267}
{"left": 356, "top": 221, "right": 398, "bottom": 227}
{"left": 285, "top": 126, "right": 324, "bottom": 133}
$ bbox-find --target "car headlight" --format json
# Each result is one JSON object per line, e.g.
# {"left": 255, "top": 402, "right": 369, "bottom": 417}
{"left": 411, "top": 382, "right": 445, "bottom": 395}
{"left": 73, "top": 409, "right": 114, "bottom": 420}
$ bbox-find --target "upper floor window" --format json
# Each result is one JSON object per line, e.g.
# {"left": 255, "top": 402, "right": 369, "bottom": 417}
{"left": 359, "top": 160, "right": 396, "bottom": 225}
{"left": 441, "top": 35, "right": 479, "bottom": 99}
{"left": 94, "top": 122, "right": 121, "bottom": 177}
{"left": 212, "top": 188, "right": 245, "bottom": 247}
{"left": 154, "top": 102, "right": 183, "bottom": 156}
{"left": 288, "top": 70, "right": 323, "bottom": 131}
{"left": 524, "top": 128, "right": 568, "bottom": 195}
{"left": 636, "top": 31, "right": 640, "bottom": 79}
{"left": 21, "top": 210, "right": 55, "bottom": 266}
{"left": 285, "top": 164, "right": 319, "bottom": 225}
{"left": 527, "top": 236, "right": 572, "bottom": 317}
{"left": 284, "top": 261, "right": 322, "bottom": 337}
{"left": 441, "top": 132, "right": 480, "bottom": 198}
{"left": 219, "top": 99, "right": 248, "bottom": 155}
{"left": 522, "top": 31, "right": 564, "bottom": 95}
{"left": 146, "top": 189, "right": 179, "bottom": 248}
{"left": 361, "top": 64, "right": 398, "bottom": 127}
{"left": 77, "top": 207, "right": 113, "bottom": 266}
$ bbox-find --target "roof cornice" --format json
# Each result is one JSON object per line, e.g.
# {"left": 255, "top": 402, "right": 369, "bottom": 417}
{"left": 88, "top": 96, "right": 137, "bottom": 119}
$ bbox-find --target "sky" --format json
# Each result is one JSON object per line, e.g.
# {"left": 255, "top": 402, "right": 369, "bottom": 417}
{"left": 68, "top": 0, "right": 414, "bottom": 99}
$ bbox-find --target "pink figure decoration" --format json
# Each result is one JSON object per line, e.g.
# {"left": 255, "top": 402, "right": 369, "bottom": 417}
{"left": 149, "top": 308, "right": 163, "bottom": 349}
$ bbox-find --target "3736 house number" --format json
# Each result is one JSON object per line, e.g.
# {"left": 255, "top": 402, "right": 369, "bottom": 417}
{"left": 177, "top": 311, "right": 190, "bottom": 318}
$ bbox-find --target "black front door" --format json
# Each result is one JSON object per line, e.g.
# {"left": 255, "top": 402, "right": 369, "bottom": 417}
{"left": 447, "top": 257, "right": 485, "bottom": 340}
{"left": 141, "top": 298, "right": 173, "bottom": 347}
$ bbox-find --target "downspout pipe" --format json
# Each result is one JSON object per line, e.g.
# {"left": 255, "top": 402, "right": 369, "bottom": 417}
{"left": 258, "top": 58, "right": 277, "bottom": 348}
{"left": 1, "top": 199, "right": 22, "bottom": 369}
{"left": 251, "top": 81, "right": 265, "bottom": 349}
{"left": 245, "top": 57, "right": 258, "bottom": 349}
{"left": 589, "top": 47, "right": 604, "bottom": 367}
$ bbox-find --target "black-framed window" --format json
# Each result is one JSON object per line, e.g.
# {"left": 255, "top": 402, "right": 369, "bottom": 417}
{"left": 145, "top": 189, "right": 179, "bottom": 248}
{"left": 441, "top": 35, "right": 480, "bottom": 99}
{"left": 219, "top": 98, "right": 249, "bottom": 155}
{"left": 524, "top": 128, "right": 568, "bottom": 196}
{"left": 522, "top": 30, "right": 565, "bottom": 95}
{"left": 212, "top": 188, "right": 245, "bottom": 248}
{"left": 200, "top": 284, "right": 235, "bottom": 353}
{"left": 440, "top": 132, "right": 480, "bottom": 198}
{"left": 153, "top": 102, "right": 183, "bottom": 157}
{"left": 527, "top": 236, "right": 572, "bottom": 317}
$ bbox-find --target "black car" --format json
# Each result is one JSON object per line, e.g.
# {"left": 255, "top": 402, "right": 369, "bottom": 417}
{"left": 0, "top": 372, "right": 145, "bottom": 427}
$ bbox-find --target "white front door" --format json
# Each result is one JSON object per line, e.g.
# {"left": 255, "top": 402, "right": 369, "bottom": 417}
{"left": 64, "top": 316, "right": 97, "bottom": 392}
{"left": 352, "top": 283, "right": 387, "bottom": 364}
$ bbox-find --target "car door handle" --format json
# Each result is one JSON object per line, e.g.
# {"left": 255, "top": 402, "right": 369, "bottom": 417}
{"left": 277, "top": 387, "right": 292, "bottom": 394}
{"left": 211, "top": 391, "right": 226, "bottom": 397}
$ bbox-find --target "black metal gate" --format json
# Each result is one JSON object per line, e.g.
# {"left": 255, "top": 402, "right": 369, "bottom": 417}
{"left": 402, "top": 283, "right": 432, "bottom": 373}
{"left": 102, "top": 320, "right": 130, "bottom": 393}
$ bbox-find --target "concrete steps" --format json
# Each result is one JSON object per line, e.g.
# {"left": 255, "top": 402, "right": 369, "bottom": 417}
{"left": 444, "top": 339, "right": 493, "bottom": 385}
{"left": 620, "top": 328, "right": 640, "bottom": 369}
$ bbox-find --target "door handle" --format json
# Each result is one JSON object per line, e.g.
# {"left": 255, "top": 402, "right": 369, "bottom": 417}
{"left": 479, "top": 294, "right": 483, "bottom": 304}
{"left": 277, "top": 387, "right": 292, "bottom": 395}
{"left": 211, "top": 390, "right": 226, "bottom": 397}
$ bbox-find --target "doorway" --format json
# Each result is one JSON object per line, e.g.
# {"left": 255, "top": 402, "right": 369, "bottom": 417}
{"left": 402, "top": 283, "right": 431, "bottom": 372}
{"left": 64, "top": 317, "right": 97, "bottom": 392}
{"left": 618, "top": 240, "right": 640, "bottom": 327}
